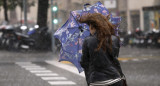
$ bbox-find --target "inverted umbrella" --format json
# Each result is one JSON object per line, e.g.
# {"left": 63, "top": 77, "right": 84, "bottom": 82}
{"left": 54, "top": 1, "right": 121, "bottom": 73}
{"left": 54, "top": 10, "right": 90, "bottom": 72}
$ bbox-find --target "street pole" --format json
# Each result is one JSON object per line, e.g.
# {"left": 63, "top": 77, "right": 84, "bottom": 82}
{"left": 51, "top": 0, "right": 55, "bottom": 53}
{"left": 23, "top": 0, "right": 27, "bottom": 26}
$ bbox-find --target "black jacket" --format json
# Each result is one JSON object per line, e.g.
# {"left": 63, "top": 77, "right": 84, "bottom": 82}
{"left": 80, "top": 34, "right": 124, "bottom": 84}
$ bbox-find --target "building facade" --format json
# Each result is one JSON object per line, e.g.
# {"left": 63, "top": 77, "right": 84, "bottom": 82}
{"left": 118, "top": 0, "right": 160, "bottom": 33}
{"left": 0, "top": 0, "right": 160, "bottom": 33}
{"left": 0, "top": 0, "right": 37, "bottom": 25}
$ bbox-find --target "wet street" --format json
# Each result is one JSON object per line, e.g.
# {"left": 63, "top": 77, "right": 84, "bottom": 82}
{"left": 0, "top": 47, "right": 160, "bottom": 86}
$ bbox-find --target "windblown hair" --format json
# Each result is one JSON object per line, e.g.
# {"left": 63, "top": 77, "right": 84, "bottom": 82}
{"left": 78, "top": 13, "right": 115, "bottom": 52}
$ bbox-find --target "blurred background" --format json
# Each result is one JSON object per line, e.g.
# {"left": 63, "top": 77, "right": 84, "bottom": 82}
{"left": 0, "top": 0, "right": 160, "bottom": 86}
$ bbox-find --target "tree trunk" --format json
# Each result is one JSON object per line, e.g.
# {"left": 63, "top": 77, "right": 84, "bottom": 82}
{"left": 10, "top": 9, "right": 17, "bottom": 24}
{"left": 37, "top": 0, "right": 49, "bottom": 28}
{"left": 3, "top": 0, "right": 9, "bottom": 22}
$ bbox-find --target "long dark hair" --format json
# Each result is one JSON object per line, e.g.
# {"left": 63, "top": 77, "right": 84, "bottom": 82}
{"left": 78, "top": 13, "right": 115, "bottom": 52}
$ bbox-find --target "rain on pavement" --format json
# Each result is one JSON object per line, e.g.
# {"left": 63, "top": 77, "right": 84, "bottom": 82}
{"left": 0, "top": 0, "right": 160, "bottom": 86}
{"left": 0, "top": 47, "right": 160, "bottom": 86}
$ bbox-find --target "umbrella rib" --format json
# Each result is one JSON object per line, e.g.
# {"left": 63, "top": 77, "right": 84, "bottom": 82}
{"left": 70, "top": 12, "right": 81, "bottom": 28}
{"left": 61, "top": 47, "right": 75, "bottom": 55}
{"left": 65, "top": 28, "right": 80, "bottom": 43}
{"left": 65, "top": 12, "right": 85, "bottom": 43}
{"left": 77, "top": 34, "right": 80, "bottom": 54}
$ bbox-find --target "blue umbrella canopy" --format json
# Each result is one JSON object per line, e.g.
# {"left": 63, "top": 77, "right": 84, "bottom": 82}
{"left": 54, "top": 10, "right": 90, "bottom": 72}
{"left": 111, "top": 17, "right": 121, "bottom": 36}
{"left": 54, "top": 1, "right": 121, "bottom": 73}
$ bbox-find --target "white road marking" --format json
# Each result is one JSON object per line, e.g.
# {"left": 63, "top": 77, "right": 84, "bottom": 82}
{"left": 121, "top": 60, "right": 128, "bottom": 62}
{"left": 25, "top": 67, "right": 46, "bottom": 70}
{"left": 142, "top": 58, "right": 148, "bottom": 60}
{"left": 16, "top": 62, "right": 77, "bottom": 85}
{"left": 21, "top": 66, "right": 42, "bottom": 68}
{"left": 20, "top": 65, "right": 40, "bottom": 67}
{"left": 132, "top": 59, "right": 140, "bottom": 61}
{"left": 16, "top": 62, "right": 43, "bottom": 68}
{"left": 41, "top": 77, "right": 67, "bottom": 80}
{"left": 48, "top": 81, "right": 76, "bottom": 85}
{"left": 46, "top": 61, "right": 85, "bottom": 78}
{"left": 18, "top": 63, "right": 36, "bottom": 66}
{"left": 35, "top": 73, "right": 59, "bottom": 76}
{"left": 30, "top": 70, "right": 52, "bottom": 73}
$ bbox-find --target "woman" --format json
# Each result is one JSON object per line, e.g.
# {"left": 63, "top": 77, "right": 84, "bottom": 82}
{"left": 78, "top": 13, "right": 127, "bottom": 86}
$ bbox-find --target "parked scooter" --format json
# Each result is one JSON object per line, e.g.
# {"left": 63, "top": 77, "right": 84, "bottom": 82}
{"left": 14, "top": 32, "right": 35, "bottom": 50}
{"left": 29, "top": 26, "right": 51, "bottom": 50}
{"left": 0, "top": 25, "right": 17, "bottom": 50}
{"left": 144, "top": 29, "right": 160, "bottom": 48}
{"left": 0, "top": 25, "right": 36, "bottom": 51}
{"left": 0, "top": 24, "right": 52, "bottom": 51}
{"left": 123, "top": 28, "right": 160, "bottom": 48}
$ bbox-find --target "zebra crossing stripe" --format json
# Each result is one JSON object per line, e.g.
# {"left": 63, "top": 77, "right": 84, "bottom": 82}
{"left": 48, "top": 81, "right": 76, "bottom": 85}
{"left": 19, "top": 64, "right": 38, "bottom": 66}
{"left": 25, "top": 67, "right": 46, "bottom": 70}
{"left": 46, "top": 61, "right": 85, "bottom": 78}
{"left": 21, "top": 65, "right": 41, "bottom": 68}
{"left": 16, "top": 62, "right": 42, "bottom": 68}
{"left": 16, "top": 62, "right": 77, "bottom": 85}
{"left": 41, "top": 77, "right": 67, "bottom": 80}
{"left": 30, "top": 70, "right": 52, "bottom": 73}
{"left": 20, "top": 65, "right": 40, "bottom": 67}
{"left": 35, "top": 73, "right": 59, "bottom": 76}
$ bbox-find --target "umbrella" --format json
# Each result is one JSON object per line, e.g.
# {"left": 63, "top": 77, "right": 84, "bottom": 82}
{"left": 54, "top": 1, "right": 121, "bottom": 73}
{"left": 55, "top": 10, "right": 90, "bottom": 73}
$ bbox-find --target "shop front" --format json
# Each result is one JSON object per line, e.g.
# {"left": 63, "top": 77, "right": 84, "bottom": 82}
{"left": 143, "top": 6, "right": 160, "bottom": 32}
